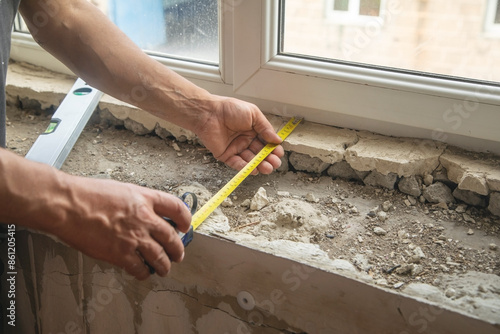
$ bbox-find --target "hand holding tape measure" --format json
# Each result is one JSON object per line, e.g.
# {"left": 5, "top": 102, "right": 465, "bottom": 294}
{"left": 147, "top": 117, "right": 302, "bottom": 274}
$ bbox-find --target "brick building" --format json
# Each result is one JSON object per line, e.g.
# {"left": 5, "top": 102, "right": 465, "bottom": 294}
{"left": 283, "top": 0, "right": 500, "bottom": 82}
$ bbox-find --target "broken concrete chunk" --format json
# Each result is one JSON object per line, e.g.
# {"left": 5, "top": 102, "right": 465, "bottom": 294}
{"left": 382, "top": 201, "right": 392, "bottom": 212}
{"left": 440, "top": 147, "right": 500, "bottom": 195}
{"left": 458, "top": 172, "right": 489, "bottom": 196}
{"left": 488, "top": 192, "right": 500, "bottom": 217}
{"left": 423, "top": 174, "right": 434, "bottom": 186}
{"left": 373, "top": 227, "right": 387, "bottom": 235}
{"left": 398, "top": 175, "right": 422, "bottom": 197}
{"left": 363, "top": 170, "right": 398, "bottom": 189}
{"left": 422, "top": 182, "right": 455, "bottom": 204}
{"left": 281, "top": 120, "right": 357, "bottom": 164}
{"left": 305, "top": 192, "right": 319, "bottom": 203}
{"left": 345, "top": 133, "right": 445, "bottom": 177}
{"left": 154, "top": 124, "right": 173, "bottom": 140}
{"left": 327, "top": 161, "right": 361, "bottom": 181}
{"left": 377, "top": 211, "right": 388, "bottom": 222}
{"left": 289, "top": 152, "right": 330, "bottom": 174}
{"left": 413, "top": 247, "right": 426, "bottom": 259}
{"left": 452, "top": 188, "right": 487, "bottom": 207}
{"left": 124, "top": 118, "right": 152, "bottom": 136}
{"left": 221, "top": 197, "right": 233, "bottom": 207}
{"left": 172, "top": 142, "right": 181, "bottom": 152}
{"left": 250, "top": 187, "right": 269, "bottom": 211}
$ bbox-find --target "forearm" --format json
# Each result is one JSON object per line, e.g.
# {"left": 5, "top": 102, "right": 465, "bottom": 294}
{"left": 19, "top": 0, "right": 215, "bottom": 133}
{"left": 0, "top": 148, "right": 71, "bottom": 233}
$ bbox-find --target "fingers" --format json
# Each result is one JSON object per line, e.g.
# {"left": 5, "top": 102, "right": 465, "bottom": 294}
{"left": 120, "top": 191, "right": 191, "bottom": 279}
{"left": 136, "top": 234, "right": 179, "bottom": 277}
{"left": 122, "top": 254, "right": 150, "bottom": 281}
{"left": 249, "top": 107, "right": 283, "bottom": 146}
{"left": 223, "top": 148, "right": 283, "bottom": 175}
{"left": 152, "top": 193, "right": 192, "bottom": 233}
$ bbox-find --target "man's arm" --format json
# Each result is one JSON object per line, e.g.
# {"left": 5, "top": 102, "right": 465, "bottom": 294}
{"left": 0, "top": 148, "right": 191, "bottom": 279}
{"left": 19, "top": 0, "right": 284, "bottom": 174}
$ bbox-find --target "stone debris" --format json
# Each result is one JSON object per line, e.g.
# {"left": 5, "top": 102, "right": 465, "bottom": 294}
{"left": 250, "top": 187, "right": 269, "bottom": 211}
{"left": 453, "top": 188, "right": 487, "bottom": 207}
{"left": 327, "top": 161, "right": 362, "bottom": 181}
{"left": 363, "top": 170, "right": 398, "bottom": 190}
{"left": 377, "top": 211, "right": 387, "bottom": 222}
{"left": 422, "top": 182, "right": 455, "bottom": 204}
{"left": 373, "top": 227, "right": 387, "bottom": 236}
{"left": 288, "top": 152, "right": 330, "bottom": 174}
{"left": 172, "top": 142, "right": 181, "bottom": 152}
{"left": 440, "top": 147, "right": 500, "bottom": 196}
{"left": 305, "top": 192, "right": 319, "bottom": 203}
{"left": 423, "top": 174, "right": 434, "bottom": 186}
{"left": 413, "top": 246, "right": 426, "bottom": 259}
{"left": 382, "top": 201, "right": 392, "bottom": 212}
{"left": 221, "top": 197, "right": 233, "bottom": 207}
{"left": 393, "top": 282, "right": 405, "bottom": 289}
{"left": 489, "top": 243, "right": 497, "bottom": 251}
{"left": 398, "top": 175, "right": 422, "bottom": 197}
{"left": 488, "top": 192, "right": 500, "bottom": 217}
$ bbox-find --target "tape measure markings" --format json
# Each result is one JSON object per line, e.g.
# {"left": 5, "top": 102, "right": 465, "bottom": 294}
{"left": 191, "top": 117, "right": 302, "bottom": 230}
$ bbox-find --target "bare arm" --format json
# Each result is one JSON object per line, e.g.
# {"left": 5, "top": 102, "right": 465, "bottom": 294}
{"left": 19, "top": 0, "right": 284, "bottom": 174}
{"left": 0, "top": 148, "right": 191, "bottom": 279}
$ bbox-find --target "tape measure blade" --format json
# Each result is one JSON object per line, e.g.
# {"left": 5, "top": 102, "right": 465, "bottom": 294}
{"left": 191, "top": 117, "right": 302, "bottom": 231}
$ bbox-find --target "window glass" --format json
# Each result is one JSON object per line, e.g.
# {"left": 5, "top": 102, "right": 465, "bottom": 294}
{"left": 14, "top": 0, "right": 219, "bottom": 64}
{"left": 282, "top": 0, "right": 500, "bottom": 83}
{"left": 334, "top": 0, "right": 349, "bottom": 12}
{"left": 359, "top": 0, "right": 381, "bottom": 16}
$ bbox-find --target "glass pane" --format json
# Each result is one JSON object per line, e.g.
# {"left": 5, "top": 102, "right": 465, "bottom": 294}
{"left": 334, "top": 0, "right": 350, "bottom": 12}
{"left": 359, "top": 0, "right": 380, "bottom": 16}
{"left": 15, "top": 0, "right": 219, "bottom": 64}
{"left": 282, "top": 0, "right": 500, "bottom": 83}
{"left": 107, "top": 0, "right": 219, "bottom": 63}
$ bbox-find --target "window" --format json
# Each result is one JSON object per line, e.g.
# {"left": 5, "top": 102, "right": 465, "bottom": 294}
{"left": 485, "top": 0, "right": 500, "bottom": 35}
{"left": 326, "top": 0, "right": 383, "bottom": 25}
{"left": 10, "top": 0, "right": 500, "bottom": 154}
{"left": 13, "top": 0, "right": 219, "bottom": 64}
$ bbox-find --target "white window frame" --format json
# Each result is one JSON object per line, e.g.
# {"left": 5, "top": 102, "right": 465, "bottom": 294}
{"left": 233, "top": 0, "right": 500, "bottom": 154}
{"left": 484, "top": 0, "right": 500, "bottom": 36}
{"left": 325, "top": 0, "right": 386, "bottom": 25}
{"left": 9, "top": 0, "right": 500, "bottom": 154}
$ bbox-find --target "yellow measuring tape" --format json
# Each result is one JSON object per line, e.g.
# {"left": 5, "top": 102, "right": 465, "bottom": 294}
{"left": 191, "top": 117, "right": 303, "bottom": 230}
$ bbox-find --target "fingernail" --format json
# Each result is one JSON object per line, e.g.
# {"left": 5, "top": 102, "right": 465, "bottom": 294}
{"left": 180, "top": 251, "right": 185, "bottom": 262}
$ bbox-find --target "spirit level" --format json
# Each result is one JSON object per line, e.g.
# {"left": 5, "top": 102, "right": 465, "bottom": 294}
{"left": 25, "top": 78, "right": 102, "bottom": 169}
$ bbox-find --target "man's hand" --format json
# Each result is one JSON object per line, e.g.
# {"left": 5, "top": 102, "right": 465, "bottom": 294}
{"left": 53, "top": 176, "right": 192, "bottom": 280}
{"left": 195, "top": 97, "right": 284, "bottom": 175}
{"left": 0, "top": 149, "right": 191, "bottom": 280}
